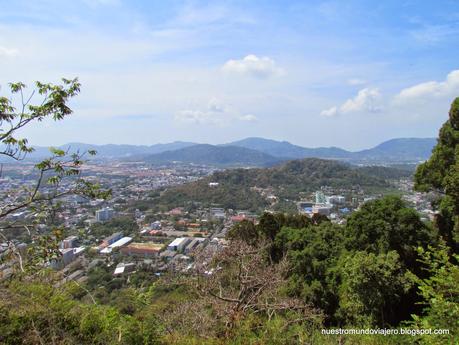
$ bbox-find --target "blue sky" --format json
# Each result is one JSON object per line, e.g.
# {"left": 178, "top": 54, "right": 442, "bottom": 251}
{"left": 0, "top": 0, "right": 458, "bottom": 150}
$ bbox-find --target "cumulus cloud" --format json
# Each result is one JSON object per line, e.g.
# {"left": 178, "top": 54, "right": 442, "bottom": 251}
{"left": 222, "top": 54, "right": 283, "bottom": 78}
{"left": 0, "top": 46, "right": 18, "bottom": 58}
{"left": 175, "top": 99, "right": 257, "bottom": 125}
{"left": 320, "top": 106, "right": 338, "bottom": 117}
{"left": 395, "top": 70, "right": 459, "bottom": 102}
{"left": 321, "top": 87, "right": 382, "bottom": 117}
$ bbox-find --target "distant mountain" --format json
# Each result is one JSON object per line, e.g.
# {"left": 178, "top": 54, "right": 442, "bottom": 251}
{"left": 227, "top": 137, "right": 436, "bottom": 162}
{"left": 144, "top": 144, "right": 282, "bottom": 167}
{"left": 3, "top": 141, "right": 197, "bottom": 161}
{"left": 2, "top": 137, "right": 436, "bottom": 164}
{"left": 60, "top": 141, "right": 197, "bottom": 157}
{"left": 156, "top": 158, "right": 412, "bottom": 211}
{"left": 352, "top": 138, "right": 437, "bottom": 162}
{"left": 227, "top": 137, "right": 349, "bottom": 159}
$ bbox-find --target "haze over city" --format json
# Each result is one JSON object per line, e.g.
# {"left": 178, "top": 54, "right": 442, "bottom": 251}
{"left": 1, "top": 0, "right": 458, "bottom": 150}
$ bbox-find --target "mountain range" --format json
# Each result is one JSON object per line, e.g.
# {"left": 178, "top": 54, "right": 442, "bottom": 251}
{"left": 142, "top": 144, "right": 280, "bottom": 167}
{"left": 7, "top": 137, "right": 436, "bottom": 166}
{"left": 138, "top": 137, "right": 436, "bottom": 166}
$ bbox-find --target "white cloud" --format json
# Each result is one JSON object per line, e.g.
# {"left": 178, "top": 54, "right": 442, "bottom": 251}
{"left": 0, "top": 46, "right": 18, "bottom": 58}
{"left": 222, "top": 54, "right": 283, "bottom": 79}
{"left": 175, "top": 99, "right": 257, "bottom": 126}
{"left": 175, "top": 109, "right": 221, "bottom": 125}
{"left": 395, "top": 70, "right": 459, "bottom": 102}
{"left": 207, "top": 98, "right": 225, "bottom": 113}
{"left": 321, "top": 88, "right": 382, "bottom": 117}
{"left": 238, "top": 114, "right": 258, "bottom": 122}
{"left": 347, "top": 78, "right": 367, "bottom": 86}
{"left": 320, "top": 106, "right": 338, "bottom": 117}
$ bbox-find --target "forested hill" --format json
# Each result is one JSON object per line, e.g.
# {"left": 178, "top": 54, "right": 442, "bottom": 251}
{"left": 156, "top": 158, "right": 412, "bottom": 211}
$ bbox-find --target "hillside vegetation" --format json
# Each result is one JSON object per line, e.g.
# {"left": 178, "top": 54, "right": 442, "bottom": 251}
{"left": 157, "top": 158, "right": 412, "bottom": 211}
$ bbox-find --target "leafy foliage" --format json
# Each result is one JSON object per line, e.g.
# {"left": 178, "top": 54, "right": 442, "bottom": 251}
{"left": 344, "top": 196, "right": 433, "bottom": 274}
{"left": 157, "top": 158, "right": 406, "bottom": 211}
{"left": 337, "top": 251, "right": 413, "bottom": 326}
{"left": 0, "top": 79, "right": 110, "bottom": 273}
{"left": 414, "top": 97, "right": 459, "bottom": 251}
{"left": 410, "top": 244, "right": 459, "bottom": 343}
{"left": 0, "top": 281, "right": 163, "bottom": 345}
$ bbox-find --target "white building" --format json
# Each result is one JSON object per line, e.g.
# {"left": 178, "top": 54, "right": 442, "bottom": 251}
{"left": 100, "top": 236, "right": 132, "bottom": 254}
{"left": 312, "top": 204, "right": 332, "bottom": 216}
{"left": 167, "top": 237, "right": 191, "bottom": 253}
{"left": 96, "top": 207, "right": 114, "bottom": 222}
{"left": 328, "top": 195, "right": 345, "bottom": 204}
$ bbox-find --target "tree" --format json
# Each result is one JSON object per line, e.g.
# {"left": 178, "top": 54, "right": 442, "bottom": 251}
{"left": 0, "top": 79, "right": 110, "bottom": 272}
{"left": 274, "top": 223, "right": 344, "bottom": 322}
{"left": 414, "top": 97, "right": 459, "bottom": 252}
{"left": 258, "top": 212, "right": 281, "bottom": 241}
{"left": 337, "top": 250, "right": 413, "bottom": 327}
{"left": 410, "top": 243, "right": 459, "bottom": 344}
{"left": 226, "top": 219, "right": 259, "bottom": 245}
{"left": 344, "top": 196, "right": 433, "bottom": 274}
{"left": 194, "top": 239, "right": 321, "bottom": 338}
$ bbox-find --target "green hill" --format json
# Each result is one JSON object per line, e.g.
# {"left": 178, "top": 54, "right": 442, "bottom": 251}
{"left": 156, "top": 158, "right": 411, "bottom": 211}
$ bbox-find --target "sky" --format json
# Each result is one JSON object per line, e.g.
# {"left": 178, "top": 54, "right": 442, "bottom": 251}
{"left": 0, "top": 0, "right": 458, "bottom": 150}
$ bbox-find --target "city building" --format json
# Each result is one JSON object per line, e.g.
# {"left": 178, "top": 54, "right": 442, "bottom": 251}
{"left": 328, "top": 195, "right": 346, "bottom": 204}
{"left": 312, "top": 204, "right": 332, "bottom": 216}
{"left": 100, "top": 232, "right": 123, "bottom": 248}
{"left": 51, "top": 246, "right": 85, "bottom": 269}
{"left": 210, "top": 208, "right": 225, "bottom": 219}
{"left": 121, "top": 242, "right": 164, "bottom": 258}
{"left": 184, "top": 238, "right": 206, "bottom": 254}
{"left": 100, "top": 236, "right": 133, "bottom": 254}
{"left": 167, "top": 237, "right": 191, "bottom": 252}
{"left": 61, "top": 235, "right": 78, "bottom": 249}
{"left": 113, "top": 262, "right": 136, "bottom": 275}
{"left": 96, "top": 207, "right": 114, "bottom": 222}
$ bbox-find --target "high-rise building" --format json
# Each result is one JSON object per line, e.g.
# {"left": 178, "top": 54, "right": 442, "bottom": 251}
{"left": 96, "top": 207, "right": 114, "bottom": 222}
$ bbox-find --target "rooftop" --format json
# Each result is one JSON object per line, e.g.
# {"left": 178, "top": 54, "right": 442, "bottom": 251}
{"left": 168, "top": 237, "right": 189, "bottom": 247}
{"left": 127, "top": 242, "right": 164, "bottom": 251}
